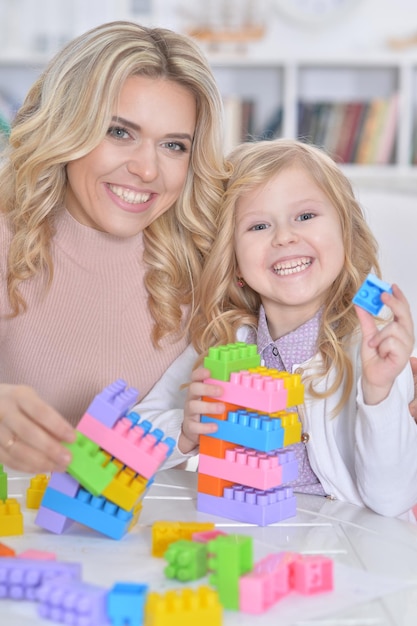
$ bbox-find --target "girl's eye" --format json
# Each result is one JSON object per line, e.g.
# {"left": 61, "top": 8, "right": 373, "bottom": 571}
{"left": 107, "top": 126, "right": 130, "bottom": 140}
{"left": 250, "top": 223, "right": 269, "bottom": 231}
{"left": 162, "top": 141, "right": 187, "bottom": 153}
{"left": 297, "top": 212, "right": 315, "bottom": 221}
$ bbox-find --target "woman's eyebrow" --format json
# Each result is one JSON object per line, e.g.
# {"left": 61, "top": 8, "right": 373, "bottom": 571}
{"left": 111, "top": 116, "right": 193, "bottom": 141}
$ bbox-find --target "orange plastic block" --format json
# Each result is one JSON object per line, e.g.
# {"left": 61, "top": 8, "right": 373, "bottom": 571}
{"left": 197, "top": 473, "right": 233, "bottom": 497}
{"left": 0, "top": 499, "right": 23, "bottom": 536}
{"left": 202, "top": 398, "right": 241, "bottom": 421}
{"left": 199, "top": 435, "right": 236, "bottom": 459}
{"left": 145, "top": 586, "right": 222, "bottom": 626}
{"left": 249, "top": 367, "right": 304, "bottom": 407}
{"left": 152, "top": 521, "right": 215, "bottom": 558}
{"left": 26, "top": 474, "right": 50, "bottom": 509}
{"left": 0, "top": 542, "right": 16, "bottom": 557}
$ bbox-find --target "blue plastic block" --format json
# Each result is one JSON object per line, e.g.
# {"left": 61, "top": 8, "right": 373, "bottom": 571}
{"left": 40, "top": 486, "right": 133, "bottom": 540}
{"left": 353, "top": 273, "right": 393, "bottom": 316}
{"left": 201, "top": 410, "right": 284, "bottom": 452}
{"left": 86, "top": 379, "right": 139, "bottom": 428}
{"left": 0, "top": 558, "right": 81, "bottom": 601}
{"left": 107, "top": 582, "right": 148, "bottom": 626}
{"left": 37, "top": 578, "right": 110, "bottom": 625}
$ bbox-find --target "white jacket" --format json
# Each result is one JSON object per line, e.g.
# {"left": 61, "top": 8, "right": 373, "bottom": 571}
{"left": 134, "top": 327, "right": 417, "bottom": 519}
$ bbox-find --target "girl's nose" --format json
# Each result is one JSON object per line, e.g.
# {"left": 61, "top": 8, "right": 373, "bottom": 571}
{"left": 271, "top": 225, "right": 298, "bottom": 246}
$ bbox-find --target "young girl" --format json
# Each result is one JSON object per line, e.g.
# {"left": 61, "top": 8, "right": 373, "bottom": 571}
{"left": 137, "top": 138, "right": 417, "bottom": 519}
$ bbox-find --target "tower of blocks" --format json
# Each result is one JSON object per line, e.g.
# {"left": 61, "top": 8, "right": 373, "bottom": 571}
{"left": 35, "top": 379, "right": 176, "bottom": 540}
{"left": 197, "top": 342, "right": 304, "bottom": 526}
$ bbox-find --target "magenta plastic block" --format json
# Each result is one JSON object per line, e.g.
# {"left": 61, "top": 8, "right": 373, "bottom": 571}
{"left": 192, "top": 530, "right": 228, "bottom": 543}
{"left": 107, "top": 582, "right": 148, "bottom": 626}
{"left": 35, "top": 506, "right": 74, "bottom": 535}
{"left": 0, "top": 558, "right": 81, "bottom": 601}
{"left": 291, "top": 555, "right": 334, "bottom": 594}
{"left": 199, "top": 447, "right": 298, "bottom": 490}
{"left": 197, "top": 485, "right": 296, "bottom": 526}
{"left": 37, "top": 577, "right": 110, "bottom": 625}
{"left": 78, "top": 412, "right": 175, "bottom": 479}
{"left": 201, "top": 411, "right": 284, "bottom": 452}
{"left": 204, "top": 371, "right": 288, "bottom": 412}
{"left": 86, "top": 379, "right": 140, "bottom": 428}
{"left": 40, "top": 487, "right": 133, "bottom": 540}
{"left": 239, "top": 552, "right": 297, "bottom": 613}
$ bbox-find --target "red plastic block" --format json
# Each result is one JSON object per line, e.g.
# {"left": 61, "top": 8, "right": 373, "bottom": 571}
{"left": 197, "top": 485, "right": 296, "bottom": 526}
{"left": 203, "top": 343, "right": 260, "bottom": 381}
{"left": 86, "top": 378, "right": 139, "bottom": 428}
{"left": 152, "top": 521, "right": 215, "bottom": 558}
{"left": 204, "top": 371, "right": 288, "bottom": 413}
{"left": 239, "top": 552, "right": 298, "bottom": 613}
{"left": 291, "top": 555, "right": 334, "bottom": 594}
{"left": 78, "top": 413, "right": 174, "bottom": 479}
{"left": 37, "top": 578, "right": 110, "bottom": 625}
{"left": 0, "top": 557, "right": 81, "bottom": 600}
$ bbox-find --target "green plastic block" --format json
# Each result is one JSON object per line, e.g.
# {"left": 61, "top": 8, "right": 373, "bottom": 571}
{"left": 207, "top": 534, "right": 253, "bottom": 610}
{"left": 164, "top": 539, "right": 207, "bottom": 582}
{"left": 64, "top": 431, "right": 118, "bottom": 496}
{"left": 203, "top": 343, "right": 261, "bottom": 381}
{"left": 0, "top": 465, "right": 7, "bottom": 501}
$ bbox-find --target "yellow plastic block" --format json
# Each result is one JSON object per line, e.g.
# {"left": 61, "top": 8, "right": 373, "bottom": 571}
{"left": 152, "top": 521, "right": 215, "bottom": 558}
{"left": 269, "top": 410, "right": 303, "bottom": 446}
{"left": 0, "top": 499, "right": 23, "bottom": 536}
{"left": 128, "top": 501, "right": 143, "bottom": 531}
{"left": 103, "top": 463, "right": 149, "bottom": 511}
{"left": 145, "top": 586, "right": 222, "bottom": 626}
{"left": 26, "top": 474, "right": 49, "bottom": 509}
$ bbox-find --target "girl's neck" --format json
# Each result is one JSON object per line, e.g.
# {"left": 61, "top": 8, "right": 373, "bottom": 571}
{"left": 265, "top": 303, "right": 322, "bottom": 341}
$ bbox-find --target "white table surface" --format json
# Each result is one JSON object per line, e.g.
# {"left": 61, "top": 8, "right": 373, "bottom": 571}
{"left": 3, "top": 468, "right": 417, "bottom": 626}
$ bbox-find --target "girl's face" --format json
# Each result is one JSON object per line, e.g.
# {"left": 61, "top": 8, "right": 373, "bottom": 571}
{"left": 65, "top": 75, "right": 196, "bottom": 237}
{"left": 234, "top": 165, "right": 345, "bottom": 338}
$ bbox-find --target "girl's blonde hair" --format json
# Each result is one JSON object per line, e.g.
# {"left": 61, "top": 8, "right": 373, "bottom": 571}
{"left": 1, "top": 20, "right": 227, "bottom": 344}
{"left": 190, "top": 138, "right": 381, "bottom": 411}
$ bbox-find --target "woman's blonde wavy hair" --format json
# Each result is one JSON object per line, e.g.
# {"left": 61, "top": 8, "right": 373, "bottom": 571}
{"left": 0, "top": 20, "right": 227, "bottom": 344}
{"left": 190, "top": 138, "right": 381, "bottom": 413}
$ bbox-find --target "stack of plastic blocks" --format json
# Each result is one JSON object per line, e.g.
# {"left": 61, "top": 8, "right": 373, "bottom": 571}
{"left": 35, "top": 379, "right": 176, "bottom": 539}
{"left": 197, "top": 342, "right": 304, "bottom": 525}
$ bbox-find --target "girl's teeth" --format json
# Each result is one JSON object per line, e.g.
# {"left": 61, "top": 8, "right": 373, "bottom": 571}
{"left": 273, "top": 259, "right": 312, "bottom": 276}
{"left": 109, "top": 185, "right": 151, "bottom": 204}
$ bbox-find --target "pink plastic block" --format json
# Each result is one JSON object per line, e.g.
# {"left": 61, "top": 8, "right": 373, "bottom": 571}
{"left": 78, "top": 413, "right": 174, "bottom": 479}
{"left": 239, "top": 552, "right": 298, "bottom": 614}
{"left": 192, "top": 530, "right": 228, "bottom": 543}
{"left": 86, "top": 379, "right": 139, "bottom": 428}
{"left": 18, "top": 549, "right": 56, "bottom": 561}
{"left": 199, "top": 447, "right": 299, "bottom": 490}
{"left": 204, "top": 372, "right": 288, "bottom": 413}
{"left": 291, "top": 555, "right": 334, "bottom": 594}
{"left": 37, "top": 577, "right": 110, "bottom": 625}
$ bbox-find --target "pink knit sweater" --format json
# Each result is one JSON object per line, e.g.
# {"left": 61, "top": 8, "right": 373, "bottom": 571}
{"left": 0, "top": 209, "right": 188, "bottom": 426}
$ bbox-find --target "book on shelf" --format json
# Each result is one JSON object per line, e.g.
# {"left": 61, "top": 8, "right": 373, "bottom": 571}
{"left": 354, "top": 98, "right": 389, "bottom": 164}
{"left": 333, "top": 101, "right": 367, "bottom": 164}
{"left": 223, "top": 95, "right": 255, "bottom": 152}
{"left": 373, "top": 91, "right": 399, "bottom": 165}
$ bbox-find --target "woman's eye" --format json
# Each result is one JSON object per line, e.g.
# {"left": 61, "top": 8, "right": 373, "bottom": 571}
{"left": 163, "top": 141, "right": 187, "bottom": 153}
{"left": 107, "top": 126, "right": 130, "bottom": 140}
{"left": 297, "top": 212, "right": 315, "bottom": 221}
{"left": 250, "top": 223, "right": 269, "bottom": 231}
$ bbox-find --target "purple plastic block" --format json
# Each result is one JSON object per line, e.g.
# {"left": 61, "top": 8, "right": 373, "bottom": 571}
{"left": 0, "top": 558, "right": 81, "bottom": 601}
{"left": 279, "top": 449, "right": 299, "bottom": 483}
{"left": 37, "top": 577, "right": 110, "bottom": 625}
{"left": 107, "top": 582, "right": 148, "bottom": 626}
{"left": 35, "top": 506, "right": 74, "bottom": 534}
{"left": 85, "top": 379, "right": 139, "bottom": 428}
{"left": 48, "top": 471, "right": 79, "bottom": 496}
{"left": 197, "top": 485, "right": 297, "bottom": 526}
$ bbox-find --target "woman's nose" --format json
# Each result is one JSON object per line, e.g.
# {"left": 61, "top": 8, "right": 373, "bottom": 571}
{"left": 127, "top": 142, "right": 158, "bottom": 182}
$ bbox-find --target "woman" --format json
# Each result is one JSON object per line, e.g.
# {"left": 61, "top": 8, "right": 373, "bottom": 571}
{"left": 0, "top": 21, "right": 226, "bottom": 473}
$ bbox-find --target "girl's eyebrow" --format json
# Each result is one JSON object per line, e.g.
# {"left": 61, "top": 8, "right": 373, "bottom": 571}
{"left": 111, "top": 116, "right": 193, "bottom": 142}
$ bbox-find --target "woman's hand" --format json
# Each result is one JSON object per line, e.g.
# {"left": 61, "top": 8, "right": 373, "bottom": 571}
{"left": 0, "top": 384, "right": 76, "bottom": 473}
{"left": 178, "top": 367, "right": 225, "bottom": 454}
{"left": 356, "top": 284, "right": 415, "bottom": 405}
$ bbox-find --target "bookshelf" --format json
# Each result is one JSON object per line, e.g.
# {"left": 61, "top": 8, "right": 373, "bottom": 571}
{"left": 1, "top": 52, "right": 417, "bottom": 183}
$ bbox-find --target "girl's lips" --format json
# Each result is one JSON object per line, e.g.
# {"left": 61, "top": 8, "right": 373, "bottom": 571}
{"left": 273, "top": 257, "right": 312, "bottom": 276}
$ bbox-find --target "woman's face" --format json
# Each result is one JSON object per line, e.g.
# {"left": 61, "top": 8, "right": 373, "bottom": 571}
{"left": 65, "top": 75, "right": 197, "bottom": 237}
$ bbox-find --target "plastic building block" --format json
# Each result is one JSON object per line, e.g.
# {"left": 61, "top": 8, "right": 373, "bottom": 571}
{"left": 144, "top": 586, "right": 222, "bottom": 626}
{"left": 103, "top": 463, "right": 149, "bottom": 511}
{"left": 203, "top": 342, "right": 260, "bottom": 381}
{"left": 78, "top": 413, "right": 175, "bottom": 479}
{"left": 41, "top": 486, "right": 134, "bottom": 540}
{"left": 353, "top": 273, "right": 393, "bottom": 316}
{"left": 0, "top": 465, "right": 7, "bottom": 501}
{"left": 0, "top": 542, "right": 15, "bottom": 557}
{"left": 249, "top": 368, "right": 304, "bottom": 407}
{"left": 201, "top": 410, "right": 284, "bottom": 452}
{"left": 18, "top": 549, "right": 56, "bottom": 561}
{"left": 26, "top": 474, "right": 49, "bottom": 509}
{"left": 239, "top": 552, "right": 298, "bottom": 614}
{"left": 164, "top": 540, "right": 208, "bottom": 582}
{"left": 48, "top": 471, "right": 80, "bottom": 496}
{"left": 197, "top": 473, "right": 234, "bottom": 497}
{"left": 63, "top": 431, "right": 119, "bottom": 496}
{"left": 35, "top": 505, "right": 74, "bottom": 535}
{"left": 204, "top": 372, "right": 288, "bottom": 413}
{"left": 151, "top": 521, "right": 215, "bottom": 558}
{"left": 201, "top": 397, "right": 241, "bottom": 421}
{"left": 199, "top": 434, "right": 237, "bottom": 459}
{"left": 197, "top": 485, "right": 297, "bottom": 526}
{"left": 0, "top": 557, "right": 81, "bottom": 600}
{"left": 0, "top": 499, "right": 23, "bottom": 536}
{"left": 37, "top": 578, "right": 110, "bottom": 625}
{"left": 207, "top": 534, "right": 253, "bottom": 610}
{"left": 270, "top": 411, "right": 302, "bottom": 446}
{"left": 191, "top": 530, "right": 228, "bottom": 543}
{"left": 107, "top": 582, "right": 148, "bottom": 626}
{"left": 199, "top": 447, "right": 299, "bottom": 491}
{"left": 86, "top": 378, "right": 139, "bottom": 428}
{"left": 291, "top": 555, "right": 334, "bottom": 594}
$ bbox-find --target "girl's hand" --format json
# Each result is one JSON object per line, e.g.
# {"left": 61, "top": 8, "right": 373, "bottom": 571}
{"left": 178, "top": 367, "right": 225, "bottom": 454}
{"left": 355, "top": 284, "right": 415, "bottom": 405}
{"left": 0, "top": 384, "right": 76, "bottom": 473}
{"left": 409, "top": 356, "right": 417, "bottom": 421}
